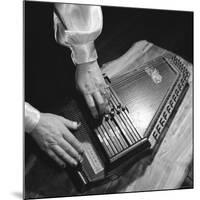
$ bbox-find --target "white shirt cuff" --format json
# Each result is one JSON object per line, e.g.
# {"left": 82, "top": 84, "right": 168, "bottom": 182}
{"left": 53, "top": 5, "right": 102, "bottom": 65}
{"left": 25, "top": 103, "right": 40, "bottom": 133}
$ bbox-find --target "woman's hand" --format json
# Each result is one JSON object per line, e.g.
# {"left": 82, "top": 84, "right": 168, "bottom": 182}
{"left": 75, "top": 60, "right": 110, "bottom": 119}
{"left": 30, "top": 113, "right": 84, "bottom": 168}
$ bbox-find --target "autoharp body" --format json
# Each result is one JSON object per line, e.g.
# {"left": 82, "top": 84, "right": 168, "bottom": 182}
{"left": 59, "top": 52, "right": 190, "bottom": 190}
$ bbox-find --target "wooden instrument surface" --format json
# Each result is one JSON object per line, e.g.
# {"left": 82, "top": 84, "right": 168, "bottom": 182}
{"left": 25, "top": 41, "right": 193, "bottom": 198}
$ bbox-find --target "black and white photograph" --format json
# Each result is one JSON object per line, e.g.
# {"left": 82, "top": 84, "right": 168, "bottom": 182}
{"left": 24, "top": 0, "right": 193, "bottom": 199}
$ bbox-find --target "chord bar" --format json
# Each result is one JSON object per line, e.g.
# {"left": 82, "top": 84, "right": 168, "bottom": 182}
{"left": 109, "top": 94, "right": 137, "bottom": 143}
{"left": 112, "top": 112, "right": 133, "bottom": 145}
{"left": 107, "top": 117, "right": 128, "bottom": 149}
{"left": 100, "top": 125, "right": 118, "bottom": 155}
{"left": 103, "top": 120, "right": 124, "bottom": 152}
{"left": 95, "top": 128, "right": 113, "bottom": 158}
{"left": 109, "top": 87, "right": 141, "bottom": 140}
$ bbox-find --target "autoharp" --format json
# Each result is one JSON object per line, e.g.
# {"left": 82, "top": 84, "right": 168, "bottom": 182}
{"left": 59, "top": 52, "right": 190, "bottom": 190}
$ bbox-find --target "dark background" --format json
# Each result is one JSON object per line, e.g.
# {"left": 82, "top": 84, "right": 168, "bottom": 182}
{"left": 25, "top": 1, "right": 193, "bottom": 112}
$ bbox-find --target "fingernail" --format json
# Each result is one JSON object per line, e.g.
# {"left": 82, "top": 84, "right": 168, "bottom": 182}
{"left": 73, "top": 160, "right": 78, "bottom": 166}
{"left": 77, "top": 122, "right": 81, "bottom": 128}
{"left": 79, "top": 148, "right": 84, "bottom": 155}
{"left": 78, "top": 154, "right": 83, "bottom": 163}
{"left": 73, "top": 121, "right": 81, "bottom": 128}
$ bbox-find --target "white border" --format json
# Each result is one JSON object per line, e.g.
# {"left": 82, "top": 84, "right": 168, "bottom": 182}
{"left": 0, "top": 0, "right": 199, "bottom": 200}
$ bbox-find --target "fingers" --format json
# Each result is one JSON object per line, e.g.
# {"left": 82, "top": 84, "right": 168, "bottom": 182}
{"left": 62, "top": 130, "right": 84, "bottom": 154}
{"left": 84, "top": 94, "right": 98, "bottom": 119}
{"left": 47, "top": 149, "right": 66, "bottom": 168}
{"left": 47, "top": 130, "right": 84, "bottom": 168}
{"left": 57, "top": 117, "right": 84, "bottom": 157}
{"left": 93, "top": 91, "right": 105, "bottom": 116}
{"left": 84, "top": 89, "right": 110, "bottom": 118}
{"left": 61, "top": 117, "right": 81, "bottom": 130}
{"left": 92, "top": 84, "right": 111, "bottom": 116}
{"left": 52, "top": 145, "right": 78, "bottom": 167}
{"left": 100, "top": 85, "right": 111, "bottom": 114}
{"left": 59, "top": 139, "right": 83, "bottom": 162}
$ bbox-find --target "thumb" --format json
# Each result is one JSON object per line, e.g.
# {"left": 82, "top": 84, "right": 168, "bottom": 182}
{"left": 61, "top": 117, "right": 81, "bottom": 130}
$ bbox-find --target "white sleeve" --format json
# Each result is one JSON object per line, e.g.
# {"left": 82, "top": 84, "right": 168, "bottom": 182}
{"left": 53, "top": 4, "right": 103, "bottom": 65}
{"left": 25, "top": 102, "right": 40, "bottom": 133}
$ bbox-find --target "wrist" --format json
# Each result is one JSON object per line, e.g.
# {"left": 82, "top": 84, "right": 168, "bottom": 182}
{"left": 70, "top": 41, "right": 98, "bottom": 65}
{"left": 76, "top": 60, "right": 100, "bottom": 71}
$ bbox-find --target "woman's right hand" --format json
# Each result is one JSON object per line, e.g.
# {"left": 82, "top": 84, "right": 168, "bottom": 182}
{"left": 30, "top": 113, "right": 84, "bottom": 168}
{"left": 75, "top": 60, "right": 110, "bottom": 119}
